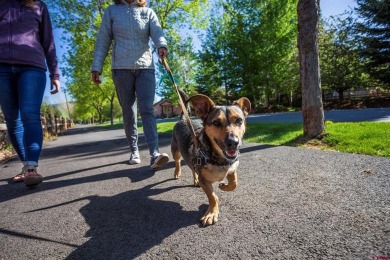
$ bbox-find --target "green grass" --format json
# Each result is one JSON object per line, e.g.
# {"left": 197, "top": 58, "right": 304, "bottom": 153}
{"left": 100, "top": 121, "right": 175, "bottom": 134}
{"left": 155, "top": 122, "right": 175, "bottom": 134}
{"left": 99, "top": 121, "right": 390, "bottom": 158}
{"left": 246, "top": 121, "right": 390, "bottom": 157}
{"left": 323, "top": 121, "right": 390, "bottom": 157}
{"left": 245, "top": 123, "right": 303, "bottom": 145}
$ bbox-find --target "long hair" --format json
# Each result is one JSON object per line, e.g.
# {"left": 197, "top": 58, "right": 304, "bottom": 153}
{"left": 22, "top": 0, "right": 36, "bottom": 7}
{"left": 113, "top": 0, "right": 146, "bottom": 7}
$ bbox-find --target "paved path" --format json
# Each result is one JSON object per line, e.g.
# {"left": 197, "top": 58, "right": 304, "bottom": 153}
{"left": 246, "top": 107, "right": 390, "bottom": 123}
{"left": 156, "top": 108, "right": 390, "bottom": 124}
{"left": 0, "top": 125, "right": 389, "bottom": 259}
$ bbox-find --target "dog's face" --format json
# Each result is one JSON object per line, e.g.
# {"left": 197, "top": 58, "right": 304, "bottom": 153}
{"left": 189, "top": 95, "right": 251, "bottom": 160}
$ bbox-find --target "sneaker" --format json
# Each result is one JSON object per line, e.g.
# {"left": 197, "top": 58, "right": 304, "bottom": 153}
{"left": 129, "top": 151, "right": 141, "bottom": 165}
{"left": 150, "top": 153, "right": 169, "bottom": 170}
{"left": 23, "top": 166, "right": 43, "bottom": 187}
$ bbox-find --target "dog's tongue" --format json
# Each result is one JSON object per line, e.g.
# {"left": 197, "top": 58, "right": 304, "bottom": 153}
{"left": 226, "top": 150, "right": 238, "bottom": 157}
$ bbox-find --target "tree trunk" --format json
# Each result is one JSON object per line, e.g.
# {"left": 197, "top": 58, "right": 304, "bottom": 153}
{"left": 110, "top": 95, "right": 115, "bottom": 126}
{"left": 338, "top": 90, "right": 344, "bottom": 101}
{"left": 298, "top": 0, "right": 324, "bottom": 137}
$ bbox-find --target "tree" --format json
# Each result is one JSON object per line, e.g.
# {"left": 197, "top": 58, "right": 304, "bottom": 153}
{"left": 41, "top": 103, "right": 62, "bottom": 118}
{"left": 355, "top": 0, "right": 390, "bottom": 87}
{"left": 196, "top": 8, "right": 233, "bottom": 105}
{"left": 157, "top": 38, "right": 199, "bottom": 104}
{"left": 319, "top": 13, "right": 368, "bottom": 100}
{"left": 152, "top": 0, "right": 209, "bottom": 103}
{"left": 197, "top": 0, "right": 299, "bottom": 109}
{"left": 297, "top": 0, "right": 324, "bottom": 137}
{"left": 48, "top": 0, "right": 116, "bottom": 124}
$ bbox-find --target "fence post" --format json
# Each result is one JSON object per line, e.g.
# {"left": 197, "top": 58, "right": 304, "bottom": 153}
{"left": 55, "top": 116, "right": 59, "bottom": 134}
{"left": 41, "top": 115, "right": 47, "bottom": 134}
{"left": 62, "top": 117, "right": 67, "bottom": 131}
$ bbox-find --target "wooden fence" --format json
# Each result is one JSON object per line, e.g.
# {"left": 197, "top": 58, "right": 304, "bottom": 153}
{"left": 41, "top": 115, "right": 73, "bottom": 135}
{"left": 0, "top": 115, "right": 73, "bottom": 151}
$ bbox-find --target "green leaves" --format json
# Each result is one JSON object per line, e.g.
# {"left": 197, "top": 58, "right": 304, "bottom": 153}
{"left": 355, "top": 0, "right": 390, "bottom": 87}
{"left": 319, "top": 12, "right": 373, "bottom": 100}
{"left": 197, "top": 0, "right": 299, "bottom": 108}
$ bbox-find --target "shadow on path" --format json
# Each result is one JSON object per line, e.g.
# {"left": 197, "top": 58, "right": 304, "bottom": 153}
{"left": 26, "top": 179, "right": 203, "bottom": 259}
{"left": 0, "top": 128, "right": 275, "bottom": 258}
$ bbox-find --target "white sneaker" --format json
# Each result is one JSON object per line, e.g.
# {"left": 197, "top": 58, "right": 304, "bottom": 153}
{"left": 150, "top": 153, "right": 169, "bottom": 170}
{"left": 129, "top": 151, "right": 141, "bottom": 165}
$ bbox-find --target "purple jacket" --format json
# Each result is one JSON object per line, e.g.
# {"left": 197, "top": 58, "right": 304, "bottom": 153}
{"left": 0, "top": 0, "right": 59, "bottom": 80}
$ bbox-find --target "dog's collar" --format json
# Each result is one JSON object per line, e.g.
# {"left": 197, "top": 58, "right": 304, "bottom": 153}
{"left": 193, "top": 147, "right": 239, "bottom": 168}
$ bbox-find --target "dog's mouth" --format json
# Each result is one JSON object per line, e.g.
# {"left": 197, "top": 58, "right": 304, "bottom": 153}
{"left": 224, "top": 149, "right": 239, "bottom": 159}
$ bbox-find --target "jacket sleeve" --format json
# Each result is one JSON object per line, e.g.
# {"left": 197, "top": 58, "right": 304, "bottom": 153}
{"left": 149, "top": 9, "right": 168, "bottom": 50}
{"left": 91, "top": 8, "right": 113, "bottom": 73}
{"left": 40, "top": 2, "right": 60, "bottom": 80}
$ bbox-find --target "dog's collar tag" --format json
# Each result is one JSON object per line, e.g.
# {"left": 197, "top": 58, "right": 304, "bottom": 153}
{"left": 197, "top": 158, "right": 202, "bottom": 165}
{"left": 193, "top": 149, "right": 211, "bottom": 167}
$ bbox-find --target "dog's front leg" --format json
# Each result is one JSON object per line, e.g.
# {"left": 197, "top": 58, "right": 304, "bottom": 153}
{"left": 199, "top": 178, "right": 219, "bottom": 226}
{"left": 219, "top": 170, "right": 237, "bottom": 191}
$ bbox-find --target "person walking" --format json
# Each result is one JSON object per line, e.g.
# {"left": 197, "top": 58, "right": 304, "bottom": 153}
{"left": 0, "top": 0, "right": 60, "bottom": 187}
{"left": 91, "top": 0, "right": 169, "bottom": 169}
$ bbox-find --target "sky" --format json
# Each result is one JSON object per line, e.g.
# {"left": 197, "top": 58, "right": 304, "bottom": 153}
{"left": 45, "top": 0, "right": 358, "bottom": 104}
{"left": 320, "top": 0, "right": 357, "bottom": 18}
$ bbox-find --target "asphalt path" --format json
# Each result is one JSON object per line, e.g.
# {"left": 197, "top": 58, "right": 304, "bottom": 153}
{"left": 155, "top": 107, "right": 390, "bottom": 123}
{"left": 0, "top": 111, "right": 389, "bottom": 259}
{"left": 247, "top": 107, "right": 390, "bottom": 123}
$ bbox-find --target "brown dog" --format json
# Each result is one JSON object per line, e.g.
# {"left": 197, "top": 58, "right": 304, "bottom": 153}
{"left": 171, "top": 94, "right": 251, "bottom": 226}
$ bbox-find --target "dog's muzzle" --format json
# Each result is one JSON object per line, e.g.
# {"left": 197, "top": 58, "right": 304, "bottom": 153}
{"left": 224, "top": 135, "right": 240, "bottom": 159}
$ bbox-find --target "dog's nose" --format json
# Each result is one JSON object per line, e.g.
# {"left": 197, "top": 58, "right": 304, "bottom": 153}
{"left": 226, "top": 135, "right": 239, "bottom": 150}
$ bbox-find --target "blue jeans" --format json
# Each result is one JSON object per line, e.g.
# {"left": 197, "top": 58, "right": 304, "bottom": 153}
{"left": 112, "top": 69, "right": 159, "bottom": 157}
{"left": 0, "top": 64, "right": 46, "bottom": 166}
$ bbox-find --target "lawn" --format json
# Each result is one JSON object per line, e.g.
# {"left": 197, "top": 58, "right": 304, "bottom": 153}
{"left": 322, "top": 121, "right": 390, "bottom": 157}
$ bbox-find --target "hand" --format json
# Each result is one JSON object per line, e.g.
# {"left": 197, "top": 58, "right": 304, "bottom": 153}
{"left": 50, "top": 79, "right": 60, "bottom": 94}
{"left": 91, "top": 71, "right": 102, "bottom": 84}
{"left": 158, "top": 47, "right": 168, "bottom": 59}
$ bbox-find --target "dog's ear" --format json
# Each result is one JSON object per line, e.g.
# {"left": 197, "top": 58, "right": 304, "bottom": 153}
{"left": 188, "top": 94, "right": 215, "bottom": 121}
{"left": 233, "top": 97, "right": 251, "bottom": 117}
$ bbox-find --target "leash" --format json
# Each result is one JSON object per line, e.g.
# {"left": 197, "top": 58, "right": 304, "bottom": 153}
{"left": 160, "top": 58, "right": 238, "bottom": 168}
{"left": 160, "top": 57, "right": 196, "bottom": 138}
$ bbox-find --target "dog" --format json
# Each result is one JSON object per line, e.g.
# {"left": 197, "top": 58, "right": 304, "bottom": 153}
{"left": 171, "top": 93, "right": 251, "bottom": 226}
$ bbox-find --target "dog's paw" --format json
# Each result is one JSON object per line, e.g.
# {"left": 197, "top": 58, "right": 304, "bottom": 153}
{"left": 200, "top": 211, "right": 219, "bottom": 226}
{"left": 218, "top": 182, "right": 236, "bottom": 191}
{"left": 174, "top": 169, "right": 181, "bottom": 179}
{"left": 218, "top": 182, "right": 227, "bottom": 190}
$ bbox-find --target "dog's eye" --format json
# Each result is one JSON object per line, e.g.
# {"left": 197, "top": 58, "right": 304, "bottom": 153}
{"left": 212, "top": 120, "right": 222, "bottom": 127}
{"left": 235, "top": 118, "right": 243, "bottom": 126}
